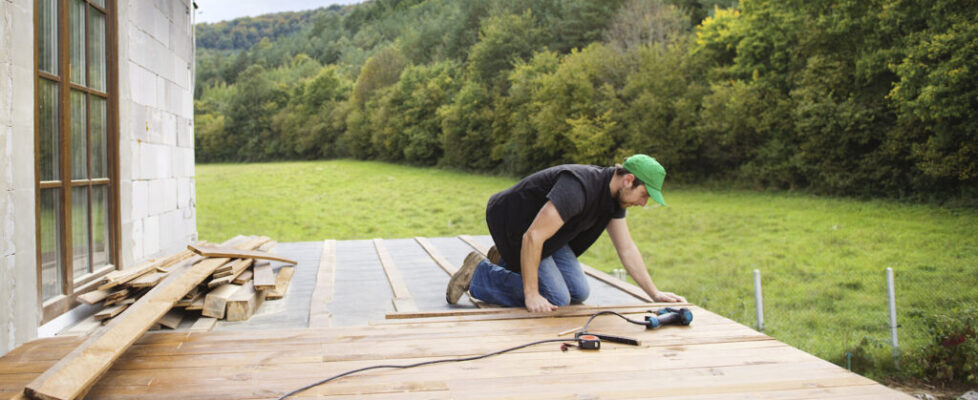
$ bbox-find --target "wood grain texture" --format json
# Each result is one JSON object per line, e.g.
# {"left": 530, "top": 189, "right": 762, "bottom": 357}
{"left": 187, "top": 243, "right": 297, "bottom": 264}
{"left": 22, "top": 237, "right": 268, "bottom": 400}
{"left": 309, "top": 240, "right": 336, "bottom": 328}
{"left": 266, "top": 267, "right": 295, "bottom": 300}
{"left": 373, "top": 239, "right": 419, "bottom": 312}
{"left": 2, "top": 305, "right": 913, "bottom": 400}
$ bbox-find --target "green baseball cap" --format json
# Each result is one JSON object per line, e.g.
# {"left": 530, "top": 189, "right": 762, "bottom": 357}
{"left": 623, "top": 154, "right": 667, "bottom": 206}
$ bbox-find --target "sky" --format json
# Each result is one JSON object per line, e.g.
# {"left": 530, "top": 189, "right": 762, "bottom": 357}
{"left": 193, "top": 0, "right": 366, "bottom": 24}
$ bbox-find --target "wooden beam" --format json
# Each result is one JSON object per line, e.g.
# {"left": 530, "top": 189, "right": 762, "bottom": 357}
{"left": 201, "top": 284, "right": 241, "bottom": 319}
{"left": 232, "top": 270, "right": 253, "bottom": 285}
{"left": 373, "top": 239, "right": 419, "bottom": 312}
{"left": 414, "top": 236, "right": 456, "bottom": 275}
{"left": 23, "top": 236, "right": 268, "bottom": 400}
{"left": 187, "top": 317, "right": 217, "bottom": 333}
{"left": 187, "top": 243, "right": 296, "bottom": 264}
{"left": 309, "top": 240, "right": 336, "bottom": 328}
{"left": 265, "top": 266, "right": 294, "bottom": 300}
{"left": 580, "top": 263, "right": 653, "bottom": 303}
{"left": 225, "top": 281, "right": 266, "bottom": 322}
{"left": 458, "top": 235, "right": 490, "bottom": 256}
{"left": 158, "top": 310, "right": 184, "bottom": 329}
{"left": 252, "top": 261, "right": 275, "bottom": 290}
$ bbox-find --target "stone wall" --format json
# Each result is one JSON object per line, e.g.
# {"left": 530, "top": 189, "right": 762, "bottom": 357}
{"left": 0, "top": 0, "right": 40, "bottom": 355}
{"left": 118, "top": 0, "right": 197, "bottom": 267}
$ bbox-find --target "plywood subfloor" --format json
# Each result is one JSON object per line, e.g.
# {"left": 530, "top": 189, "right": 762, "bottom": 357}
{"left": 0, "top": 305, "right": 910, "bottom": 399}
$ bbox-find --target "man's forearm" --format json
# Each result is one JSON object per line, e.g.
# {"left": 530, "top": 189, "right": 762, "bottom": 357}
{"left": 618, "top": 245, "right": 660, "bottom": 298}
{"left": 520, "top": 233, "right": 543, "bottom": 296}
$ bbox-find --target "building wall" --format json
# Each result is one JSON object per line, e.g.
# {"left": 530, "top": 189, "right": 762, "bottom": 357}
{"left": 0, "top": 0, "right": 41, "bottom": 357}
{"left": 117, "top": 0, "right": 197, "bottom": 269}
{"left": 0, "top": 0, "right": 196, "bottom": 355}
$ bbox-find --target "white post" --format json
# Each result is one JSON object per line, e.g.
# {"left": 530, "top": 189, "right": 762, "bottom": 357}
{"left": 753, "top": 269, "right": 764, "bottom": 332}
{"left": 887, "top": 267, "right": 899, "bottom": 355}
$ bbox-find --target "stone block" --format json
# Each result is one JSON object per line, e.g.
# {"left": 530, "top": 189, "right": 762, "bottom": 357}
{"left": 148, "top": 107, "right": 162, "bottom": 144}
{"left": 156, "top": 77, "right": 167, "bottom": 118}
{"left": 118, "top": 180, "right": 132, "bottom": 224}
{"left": 131, "top": 103, "right": 148, "bottom": 141}
{"left": 132, "top": 180, "right": 148, "bottom": 220}
{"left": 147, "top": 178, "right": 165, "bottom": 216}
{"left": 156, "top": 144, "right": 171, "bottom": 178}
{"left": 130, "top": 141, "right": 142, "bottom": 180}
{"left": 163, "top": 178, "right": 177, "bottom": 212}
{"left": 177, "top": 177, "right": 190, "bottom": 210}
{"left": 143, "top": 214, "right": 160, "bottom": 256}
{"left": 131, "top": 218, "right": 144, "bottom": 262}
{"left": 128, "top": 61, "right": 157, "bottom": 108}
{"left": 176, "top": 116, "right": 192, "bottom": 148}
{"left": 162, "top": 111, "right": 176, "bottom": 146}
{"left": 0, "top": 254, "right": 13, "bottom": 354}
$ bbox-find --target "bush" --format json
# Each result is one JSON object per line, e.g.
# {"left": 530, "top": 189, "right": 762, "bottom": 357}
{"left": 909, "top": 307, "right": 978, "bottom": 385}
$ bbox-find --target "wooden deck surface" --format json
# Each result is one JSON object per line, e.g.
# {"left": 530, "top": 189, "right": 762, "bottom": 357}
{"left": 0, "top": 236, "right": 911, "bottom": 399}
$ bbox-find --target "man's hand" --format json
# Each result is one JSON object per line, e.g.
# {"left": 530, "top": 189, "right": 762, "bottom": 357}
{"left": 652, "top": 290, "right": 686, "bottom": 303}
{"left": 525, "top": 292, "right": 558, "bottom": 313}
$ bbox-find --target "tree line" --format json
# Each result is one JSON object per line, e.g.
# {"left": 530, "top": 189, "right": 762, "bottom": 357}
{"left": 194, "top": 0, "right": 978, "bottom": 202}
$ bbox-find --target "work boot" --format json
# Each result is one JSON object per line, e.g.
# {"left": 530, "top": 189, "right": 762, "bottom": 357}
{"left": 446, "top": 251, "right": 482, "bottom": 304}
{"left": 486, "top": 245, "right": 501, "bottom": 265}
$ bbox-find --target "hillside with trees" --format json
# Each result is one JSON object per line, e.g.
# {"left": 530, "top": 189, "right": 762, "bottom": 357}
{"left": 193, "top": 0, "right": 978, "bottom": 203}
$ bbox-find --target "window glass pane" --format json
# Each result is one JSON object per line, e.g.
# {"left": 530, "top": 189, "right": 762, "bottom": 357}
{"left": 91, "top": 0, "right": 105, "bottom": 8}
{"left": 88, "top": 8, "right": 106, "bottom": 92}
{"left": 40, "top": 188, "right": 63, "bottom": 301}
{"left": 72, "top": 186, "right": 92, "bottom": 278}
{"left": 39, "top": 80, "right": 60, "bottom": 181}
{"left": 90, "top": 96, "right": 107, "bottom": 178}
{"left": 70, "top": 90, "right": 88, "bottom": 179}
{"left": 69, "top": 0, "right": 86, "bottom": 85}
{"left": 92, "top": 185, "right": 110, "bottom": 268}
{"left": 38, "top": 0, "right": 58, "bottom": 74}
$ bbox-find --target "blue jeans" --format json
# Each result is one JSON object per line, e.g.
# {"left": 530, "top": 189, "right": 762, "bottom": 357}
{"left": 469, "top": 245, "right": 590, "bottom": 307}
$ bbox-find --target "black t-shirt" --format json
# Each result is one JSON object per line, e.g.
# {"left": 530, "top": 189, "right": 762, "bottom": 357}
{"left": 485, "top": 164, "right": 626, "bottom": 273}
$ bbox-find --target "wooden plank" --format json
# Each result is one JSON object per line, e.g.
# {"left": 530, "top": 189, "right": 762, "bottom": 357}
{"left": 22, "top": 236, "right": 269, "bottom": 400}
{"left": 187, "top": 243, "right": 296, "bottom": 265}
{"left": 458, "top": 234, "right": 490, "bottom": 255}
{"left": 158, "top": 310, "right": 184, "bottom": 329}
{"left": 413, "top": 236, "right": 457, "bottom": 275}
{"left": 76, "top": 290, "right": 109, "bottom": 305}
{"left": 373, "top": 239, "right": 419, "bottom": 312}
{"left": 96, "top": 259, "right": 157, "bottom": 291}
{"left": 188, "top": 317, "right": 218, "bottom": 333}
{"left": 309, "top": 240, "right": 336, "bottom": 328}
{"left": 186, "top": 296, "right": 204, "bottom": 311}
{"left": 252, "top": 261, "right": 275, "bottom": 290}
{"left": 385, "top": 303, "right": 669, "bottom": 320}
{"left": 201, "top": 284, "right": 242, "bottom": 319}
{"left": 225, "top": 281, "right": 267, "bottom": 322}
{"left": 580, "top": 263, "right": 653, "bottom": 303}
{"left": 232, "top": 270, "right": 253, "bottom": 285}
{"left": 128, "top": 271, "right": 166, "bottom": 288}
{"left": 265, "top": 266, "right": 294, "bottom": 300}
{"left": 93, "top": 304, "right": 128, "bottom": 321}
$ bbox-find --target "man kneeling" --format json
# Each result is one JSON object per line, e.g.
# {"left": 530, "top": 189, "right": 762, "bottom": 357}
{"left": 446, "top": 154, "right": 686, "bottom": 312}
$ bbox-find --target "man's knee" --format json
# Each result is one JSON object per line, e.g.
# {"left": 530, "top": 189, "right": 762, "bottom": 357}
{"left": 542, "top": 289, "right": 572, "bottom": 307}
{"left": 569, "top": 284, "right": 590, "bottom": 304}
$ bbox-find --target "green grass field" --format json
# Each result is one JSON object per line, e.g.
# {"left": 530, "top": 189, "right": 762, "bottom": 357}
{"left": 197, "top": 159, "right": 978, "bottom": 379}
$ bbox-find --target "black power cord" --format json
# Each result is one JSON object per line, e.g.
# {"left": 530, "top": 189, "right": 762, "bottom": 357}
{"left": 278, "top": 310, "right": 654, "bottom": 399}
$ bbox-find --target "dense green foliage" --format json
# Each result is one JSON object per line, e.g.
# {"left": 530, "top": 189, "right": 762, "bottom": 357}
{"left": 194, "top": 0, "right": 978, "bottom": 202}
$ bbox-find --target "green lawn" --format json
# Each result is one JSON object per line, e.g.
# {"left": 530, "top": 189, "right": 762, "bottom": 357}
{"left": 197, "top": 159, "right": 978, "bottom": 379}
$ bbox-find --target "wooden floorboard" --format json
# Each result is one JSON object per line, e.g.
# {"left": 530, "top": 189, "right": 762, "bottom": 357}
{"left": 0, "top": 305, "right": 910, "bottom": 399}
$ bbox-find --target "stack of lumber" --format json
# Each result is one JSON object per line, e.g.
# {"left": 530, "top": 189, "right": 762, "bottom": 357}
{"left": 20, "top": 235, "right": 297, "bottom": 400}
{"left": 78, "top": 235, "right": 297, "bottom": 327}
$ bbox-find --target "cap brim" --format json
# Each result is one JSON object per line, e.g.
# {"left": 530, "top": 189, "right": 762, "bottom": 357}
{"left": 647, "top": 185, "right": 666, "bottom": 207}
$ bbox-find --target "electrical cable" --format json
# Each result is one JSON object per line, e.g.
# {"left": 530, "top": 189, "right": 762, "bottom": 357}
{"left": 278, "top": 310, "right": 653, "bottom": 399}
{"left": 277, "top": 338, "right": 567, "bottom": 399}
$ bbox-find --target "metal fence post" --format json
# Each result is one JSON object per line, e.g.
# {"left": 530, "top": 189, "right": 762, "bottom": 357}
{"left": 754, "top": 269, "right": 764, "bottom": 332}
{"left": 886, "top": 267, "right": 900, "bottom": 366}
